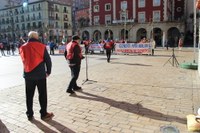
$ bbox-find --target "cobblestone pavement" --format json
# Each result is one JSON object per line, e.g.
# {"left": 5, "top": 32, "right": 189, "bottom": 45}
{"left": 0, "top": 48, "right": 200, "bottom": 133}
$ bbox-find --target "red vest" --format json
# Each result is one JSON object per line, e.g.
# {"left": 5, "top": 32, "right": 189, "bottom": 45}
{"left": 104, "top": 42, "right": 113, "bottom": 49}
{"left": 20, "top": 42, "right": 45, "bottom": 72}
{"left": 83, "top": 40, "right": 89, "bottom": 46}
{"left": 66, "top": 41, "right": 82, "bottom": 60}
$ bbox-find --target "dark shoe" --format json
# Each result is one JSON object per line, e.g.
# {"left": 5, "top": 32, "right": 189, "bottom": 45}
{"left": 66, "top": 89, "right": 75, "bottom": 94}
{"left": 27, "top": 116, "right": 34, "bottom": 121}
{"left": 41, "top": 112, "right": 54, "bottom": 120}
{"left": 73, "top": 86, "right": 82, "bottom": 91}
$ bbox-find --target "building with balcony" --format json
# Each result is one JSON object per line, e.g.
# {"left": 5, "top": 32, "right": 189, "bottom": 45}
{"left": 0, "top": 0, "right": 72, "bottom": 44}
{"left": 79, "top": 0, "right": 187, "bottom": 47}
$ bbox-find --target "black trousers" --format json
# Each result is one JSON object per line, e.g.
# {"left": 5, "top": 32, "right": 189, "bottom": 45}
{"left": 106, "top": 49, "right": 111, "bottom": 62}
{"left": 25, "top": 78, "right": 47, "bottom": 117}
{"left": 50, "top": 48, "right": 54, "bottom": 55}
{"left": 0, "top": 49, "right": 5, "bottom": 56}
{"left": 68, "top": 65, "right": 80, "bottom": 91}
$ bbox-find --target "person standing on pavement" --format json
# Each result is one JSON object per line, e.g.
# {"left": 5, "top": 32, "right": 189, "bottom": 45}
{"left": 11, "top": 43, "right": 16, "bottom": 55}
{"left": 0, "top": 42, "right": 5, "bottom": 56}
{"left": 151, "top": 39, "right": 156, "bottom": 56}
{"left": 18, "top": 37, "right": 25, "bottom": 54}
{"left": 65, "top": 35, "right": 84, "bottom": 94}
{"left": 104, "top": 39, "right": 114, "bottom": 63}
{"left": 83, "top": 39, "right": 90, "bottom": 54}
{"left": 49, "top": 40, "right": 55, "bottom": 55}
{"left": 19, "top": 31, "right": 54, "bottom": 120}
{"left": 178, "top": 38, "right": 183, "bottom": 50}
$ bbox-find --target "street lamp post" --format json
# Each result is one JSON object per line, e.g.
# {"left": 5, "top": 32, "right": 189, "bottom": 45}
{"left": 124, "top": 10, "right": 127, "bottom": 41}
{"left": 8, "top": 0, "right": 15, "bottom": 42}
{"left": 121, "top": 1, "right": 127, "bottom": 41}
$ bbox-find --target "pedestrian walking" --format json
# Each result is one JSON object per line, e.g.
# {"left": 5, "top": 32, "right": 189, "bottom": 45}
{"left": 6, "top": 44, "right": 11, "bottom": 55}
{"left": 151, "top": 39, "right": 156, "bottom": 56}
{"left": 83, "top": 39, "right": 90, "bottom": 54}
{"left": 178, "top": 38, "right": 183, "bottom": 50}
{"left": 11, "top": 43, "right": 16, "bottom": 55}
{"left": 103, "top": 40, "right": 114, "bottom": 63}
{"left": 0, "top": 42, "right": 5, "bottom": 56}
{"left": 19, "top": 31, "right": 54, "bottom": 121}
{"left": 49, "top": 40, "right": 55, "bottom": 55}
{"left": 65, "top": 35, "right": 84, "bottom": 94}
{"left": 18, "top": 37, "right": 25, "bottom": 54}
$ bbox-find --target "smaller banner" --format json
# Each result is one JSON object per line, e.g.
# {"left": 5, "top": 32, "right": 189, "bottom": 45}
{"left": 89, "top": 43, "right": 104, "bottom": 52}
{"left": 115, "top": 43, "right": 151, "bottom": 54}
{"left": 58, "top": 45, "right": 65, "bottom": 54}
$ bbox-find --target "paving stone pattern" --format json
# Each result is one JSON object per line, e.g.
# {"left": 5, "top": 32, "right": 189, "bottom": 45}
{"left": 0, "top": 48, "right": 200, "bottom": 133}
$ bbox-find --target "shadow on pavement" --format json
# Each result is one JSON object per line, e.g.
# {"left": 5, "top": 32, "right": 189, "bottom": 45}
{"left": 72, "top": 91, "right": 186, "bottom": 124}
{"left": 110, "top": 62, "right": 152, "bottom": 66}
{"left": 44, "top": 119, "right": 76, "bottom": 133}
{"left": 31, "top": 119, "right": 57, "bottom": 133}
{"left": 0, "top": 119, "right": 10, "bottom": 133}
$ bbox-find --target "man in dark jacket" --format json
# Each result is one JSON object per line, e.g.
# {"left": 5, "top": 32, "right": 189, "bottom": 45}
{"left": 19, "top": 31, "right": 54, "bottom": 120}
{"left": 65, "top": 35, "right": 84, "bottom": 94}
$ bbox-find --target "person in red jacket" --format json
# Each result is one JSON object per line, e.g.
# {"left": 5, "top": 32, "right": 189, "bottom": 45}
{"left": 65, "top": 35, "right": 84, "bottom": 94}
{"left": 104, "top": 40, "right": 114, "bottom": 63}
{"left": 19, "top": 31, "right": 54, "bottom": 121}
{"left": 83, "top": 39, "right": 90, "bottom": 54}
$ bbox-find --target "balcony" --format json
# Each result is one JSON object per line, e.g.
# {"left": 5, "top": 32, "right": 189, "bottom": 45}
{"left": 55, "top": 17, "right": 59, "bottom": 20}
{"left": 63, "top": 10, "right": 68, "bottom": 13}
{"left": 54, "top": 8, "right": 59, "bottom": 12}
{"left": 37, "top": 7, "right": 41, "bottom": 11}
{"left": 14, "top": 11, "right": 18, "bottom": 15}
{"left": 49, "top": 16, "right": 54, "bottom": 20}
{"left": 48, "top": 24, "right": 54, "bottom": 28}
{"left": 64, "top": 18, "right": 68, "bottom": 21}
{"left": 32, "top": 17, "right": 36, "bottom": 21}
{"left": 37, "top": 16, "right": 41, "bottom": 20}
{"left": 20, "top": 10, "right": 24, "bottom": 14}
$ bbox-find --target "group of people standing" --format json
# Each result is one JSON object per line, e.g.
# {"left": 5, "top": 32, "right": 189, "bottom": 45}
{"left": 20, "top": 31, "right": 181, "bottom": 121}
{"left": 0, "top": 42, "right": 16, "bottom": 56}
{"left": 18, "top": 31, "right": 117, "bottom": 121}
{"left": 18, "top": 31, "right": 87, "bottom": 121}
{"left": 0, "top": 37, "right": 25, "bottom": 56}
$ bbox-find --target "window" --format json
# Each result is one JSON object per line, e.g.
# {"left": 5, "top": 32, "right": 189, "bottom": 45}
{"left": 153, "top": 11, "right": 160, "bottom": 22}
{"left": 94, "top": 16, "right": 99, "bottom": 25}
{"left": 105, "top": 3, "right": 111, "bottom": 11}
{"left": 120, "top": 11, "right": 128, "bottom": 21}
{"left": 38, "top": 22, "right": 42, "bottom": 28}
{"left": 64, "top": 7, "right": 68, "bottom": 13}
{"left": 138, "top": 0, "right": 145, "bottom": 8}
{"left": 153, "top": 0, "right": 160, "bottom": 6}
{"left": 105, "top": 15, "right": 111, "bottom": 25}
{"left": 138, "top": 12, "right": 146, "bottom": 23}
{"left": 64, "top": 23, "right": 68, "bottom": 28}
{"left": 56, "top": 22, "right": 58, "bottom": 28}
{"left": 94, "top": 5, "right": 99, "bottom": 12}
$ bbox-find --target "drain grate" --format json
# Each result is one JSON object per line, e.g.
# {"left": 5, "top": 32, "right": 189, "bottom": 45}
{"left": 160, "top": 125, "right": 179, "bottom": 133}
